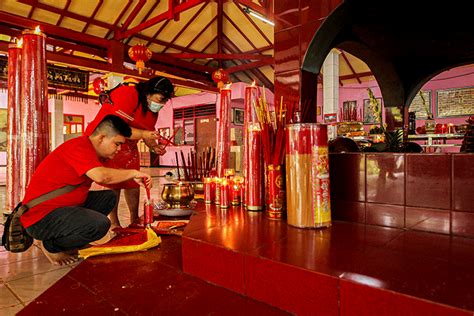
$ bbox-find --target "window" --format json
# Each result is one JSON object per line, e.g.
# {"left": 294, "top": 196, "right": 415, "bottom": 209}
{"left": 173, "top": 104, "right": 216, "bottom": 145}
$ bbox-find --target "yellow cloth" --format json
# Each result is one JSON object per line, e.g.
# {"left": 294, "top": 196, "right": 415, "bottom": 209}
{"left": 78, "top": 227, "right": 161, "bottom": 259}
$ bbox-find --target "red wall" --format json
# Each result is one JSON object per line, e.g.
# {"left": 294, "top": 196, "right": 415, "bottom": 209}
{"left": 274, "top": 0, "right": 343, "bottom": 108}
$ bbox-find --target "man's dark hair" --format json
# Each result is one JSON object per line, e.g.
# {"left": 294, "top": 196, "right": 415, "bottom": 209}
{"left": 92, "top": 115, "right": 131, "bottom": 138}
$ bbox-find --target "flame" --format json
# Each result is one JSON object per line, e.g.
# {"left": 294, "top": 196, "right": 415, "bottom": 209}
{"left": 223, "top": 83, "right": 232, "bottom": 90}
{"left": 16, "top": 38, "right": 23, "bottom": 48}
{"left": 34, "top": 26, "right": 41, "bottom": 34}
{"left": 250, "top": 80, "right": 256, "bottom": 87}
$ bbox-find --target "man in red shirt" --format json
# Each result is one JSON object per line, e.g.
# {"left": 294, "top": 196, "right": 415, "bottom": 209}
{"left": 22, "top": 115, "right": 152, "bottom": 266}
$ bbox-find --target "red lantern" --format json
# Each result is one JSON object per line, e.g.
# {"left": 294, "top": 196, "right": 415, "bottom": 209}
{"left": 212, "top": 68, "right": 230, "bottom": 89}
{"left": 128, "top": 44, "right": 152, "bottom": 74}
{"left": 92, "top": 77, "right": 106, "bottom": 95}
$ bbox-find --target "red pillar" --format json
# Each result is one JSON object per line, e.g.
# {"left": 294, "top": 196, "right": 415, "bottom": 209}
{"left": 21, "top": 29, "right": 50, "bottom": 191}
{"left": 216, "top": 85, "right": 231, "bottom": 178}
{"left": 6, "top": 43, "right": 22, "bottom": 211}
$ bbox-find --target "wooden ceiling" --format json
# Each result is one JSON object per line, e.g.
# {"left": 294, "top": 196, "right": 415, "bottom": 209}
{"left": 0, "top": 0, "right": 374, "bottom": 95}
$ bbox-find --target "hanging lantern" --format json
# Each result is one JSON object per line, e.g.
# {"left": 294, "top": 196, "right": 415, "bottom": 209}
{"left": 92, "top": 77, "right": 106, "bottom": 95}
{"left": 128, "top": 44, "right": 152, "bottom": 74}
{"left": 212, "top": 68, "right": 230, "bottom": 89}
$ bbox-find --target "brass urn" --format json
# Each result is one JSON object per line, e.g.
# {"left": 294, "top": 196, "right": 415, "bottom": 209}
{"left": 161, "top": 182, "right": 195, "bottom": 208}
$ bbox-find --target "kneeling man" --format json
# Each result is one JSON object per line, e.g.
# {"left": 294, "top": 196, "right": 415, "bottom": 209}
{"left": 21, "top": 115, "right": 152, "bottom": 265}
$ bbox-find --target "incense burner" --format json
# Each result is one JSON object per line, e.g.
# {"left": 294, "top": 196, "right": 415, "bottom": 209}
{"left": 161, "top": 182, "right": 195, "bottom": 208}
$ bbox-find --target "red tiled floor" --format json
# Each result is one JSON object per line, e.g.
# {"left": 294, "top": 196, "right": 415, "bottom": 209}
{"left": 182, "top": 204, "right": 474, "bottom": 314}
{"left": 19, "top": 235, "right": 290, "bottom": 315}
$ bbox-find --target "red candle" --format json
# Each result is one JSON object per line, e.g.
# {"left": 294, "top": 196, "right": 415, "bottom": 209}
{"left": 230, "top": 182, "right": 241, "bottom": 206}
{"left": 143, "top": 201, "right": 154, "bottom": 226}
{"left": 216, "top": 85, "right": 231, "bottom": 178}
{"left": 246, "top": 124, "right": 264, "bottom": 211}
{"left": 214, "top": 177, "right": 221, "bottom": 205}
{"left": 204, "top": 177, "right": 215, "bottom": 204}
{"left": 21, "top": 27, "right": 49, "bottom": 189}
{"left": 6, "top": 42, "right": 23, "bottom": 210}
{"left": 219, "top": 180, "right": 229, "bottom": 208}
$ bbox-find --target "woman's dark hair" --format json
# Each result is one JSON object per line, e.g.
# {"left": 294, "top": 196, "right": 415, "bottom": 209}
{"left": 135, "top": 76, "right": 174, "bottom": 113}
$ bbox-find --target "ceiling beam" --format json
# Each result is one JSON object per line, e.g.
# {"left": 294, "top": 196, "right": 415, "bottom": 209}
{"left": 340, "top": 71, "right": 373, "bottom": 81}
{"left": 0, "top": 24, "right": 108, "bottom": 59}
{"left": 338, "top": 49, "right": 362, "bottom": 84}
{"left": 162, "top": 2, "right": 208, "bottom": 53}
{"left": 234, "top": 2, "right": 272, "bottom": 46}
{"left": 119, "top": 0, "right": 147, "bottom": 33}
{"left": 222, "top": 38, "right": 273, "bottom": 89}
{"left": 81, "top": 0, "right": 103, "bottom": 33}
{"left": 244, "top": 45, "right": 274, "bottom": 54}
{"left": 164, "top": 53, "right": 273, "bottom": 60}
{"left": 192, "top": 35, "right": 217, "bottom": 63}
{"left": 232, "top": 0, "right": 270, "bottom": 18}
{"left": 223, "top": 12, "right": 258, "bottom": 50}
{"left": 185, "top": 15, "right": 217, "bottom": 51}
{"left": 18, "top": 0, "right": 118, "bottom": 32}
{"left": 56, "top": 0, "right": 71, "bottom": 26}
{"left": 107, "top": 0, "right": 134, "bottom": 40}
{"left": 217, "top": 0, "right": 223, "bottom": 68}
{"left": 226, "top": 59, "right": 274, "bottom": 74}
{"left": 115, "top": 0, "right": 207, "bottom": 40}
{"left": 0, "top": 11, "right": 110, "bottom": 48}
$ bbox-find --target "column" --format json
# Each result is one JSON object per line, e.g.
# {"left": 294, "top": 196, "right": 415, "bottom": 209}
{"left": 322, "top": 49, "right": 340, "bottom": 140}
{"left": 20, "top": 28, "right": 49, "bottom": 193}
{"left": 50, "top": 98, "right": 64, "bottom": 150}
{"left": 6, "top": 42, "right": 22, "bottom": 211}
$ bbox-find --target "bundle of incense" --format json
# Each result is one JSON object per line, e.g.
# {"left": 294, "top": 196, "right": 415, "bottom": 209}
{"left": 176, "top": 148, "right": 217, "bottom": 182}
{"left": 253, "top": 91, "right": 296, "bottom": 167}
{"left": 175, "top": 152, "right": 180, "bottom": 181}
{"left": 152, "top": 127, "right": 181, "bottom": 166}
{"left": 180, "top": 150, "right": 189, "bottom": 181}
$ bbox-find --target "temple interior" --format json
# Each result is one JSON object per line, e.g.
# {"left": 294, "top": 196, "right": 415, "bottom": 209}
{"left": 0, "top": 1, "right": 474, "bottom": 315}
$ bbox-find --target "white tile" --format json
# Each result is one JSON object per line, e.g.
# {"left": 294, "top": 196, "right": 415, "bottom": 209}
{"left": 0, "top": 302, "right": 24, "bottom": 315}
{"left": 0, "top": 283, "right": 21, "bottom": 308}
{"left": 0, "top": 245, "right": 44, "bottom": 266}
{"left": 7, "top": 267, "right": 71, "bottom": 302}
{"left": 0, "top": 255, "right": 67, "bottom": 282}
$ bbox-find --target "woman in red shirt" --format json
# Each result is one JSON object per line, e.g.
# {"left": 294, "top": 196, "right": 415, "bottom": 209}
{"left": 86, "top": 76, "right": 174, "bottom": 228}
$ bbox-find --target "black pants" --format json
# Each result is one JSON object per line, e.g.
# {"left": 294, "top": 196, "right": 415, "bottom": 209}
{"left": 26, "top": 190, "right": 117, "bottom": 253}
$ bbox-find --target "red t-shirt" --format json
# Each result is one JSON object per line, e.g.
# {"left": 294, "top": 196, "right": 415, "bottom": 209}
{"left": 85, "top": 85, "right": 158, "bottom": 135}
{"left": 84, "top": 85, "right": 158, "bottom": 189}
{"left": 21, "top": 135, "right": 103, "bottom": 228}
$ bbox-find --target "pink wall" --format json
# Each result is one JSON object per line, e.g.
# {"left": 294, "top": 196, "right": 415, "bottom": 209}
{"left": 158, "top": 82, "right": 273, "bottom": 166}
{"left": 332, "top": 65, "right": 474, "bottom": 128}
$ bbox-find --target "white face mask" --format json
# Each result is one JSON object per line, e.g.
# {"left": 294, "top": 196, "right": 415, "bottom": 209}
{"left": 148, "top": 101, "right": 164, "bottom": 113}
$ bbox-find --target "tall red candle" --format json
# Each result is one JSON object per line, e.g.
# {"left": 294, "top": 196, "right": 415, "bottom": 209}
{"left": 246, "top": 124, "right": 264, "bottom": 211}
{"left": 216, "top": 85, "right": 231, "bottom": 178}
{"left": 204, "top": 177, "right": 215, "bottom": 204}
{"left": 6, "top": 43, "right": 22, "bottom": 211}
{"left": 21, "top": 28, "right": 49, "bottom": 190}
{"left": 243, "top": 83, "right": 258, "bottom": 206}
